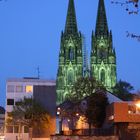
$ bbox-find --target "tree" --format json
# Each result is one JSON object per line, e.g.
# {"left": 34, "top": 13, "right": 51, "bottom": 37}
{"left": 111, "top": 0, "right": 140, "bottom": 41}
{"left": 57, "top": 100, "right": 83, "bottom": 133}
{"left": 67, "top": 77, "right": 108, "bottom": 135}
{"left": 7, "top": 97, "right": 50, "bottom": 140}
{"left": 111, "top": 0, "right": 139, "bottom": 14}
{"left": 113, "top": 80, "right": 134, "bottom": 101}
{"left": 67, "top": 77, "right": 106, "bottom": 102}
{"left": 85, "top": 90, "right": 109, "bottom": 135}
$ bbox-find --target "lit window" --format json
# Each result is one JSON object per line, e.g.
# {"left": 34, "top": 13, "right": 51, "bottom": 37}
{"left": 26, "top": 85, "right": 33, "bottom": 93}
{"left": 16, "top": 85, "right": 23, "bottom": 93}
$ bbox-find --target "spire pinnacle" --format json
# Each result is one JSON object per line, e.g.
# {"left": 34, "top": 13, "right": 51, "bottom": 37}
{"left": 65, "top": 0, "right": 78, "bottom": 35}
{"left": 95, "top": 0, "right": 109, "bottom": 36}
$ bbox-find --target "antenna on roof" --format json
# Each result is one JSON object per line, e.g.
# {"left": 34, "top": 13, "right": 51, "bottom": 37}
{"left": 37, "top": 66, "right": 40, "bottom": 79}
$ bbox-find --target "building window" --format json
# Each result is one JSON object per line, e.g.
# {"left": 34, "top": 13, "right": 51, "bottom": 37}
{"left": 7, "top": 85, "right": 15, "bottom": 92}
{"left": 14, "top": 126, "right": 19, "bottom": 133}
{"left": 128, "top": 105, "right": 136, "bottom": 114}
{"left": 7, "top": 99, "right": 14, "bottom": 105}
{"left": 16, "top": 85, "right": 23, "bottom": 93}
{"left": 15, "top": 101, "right": 21, "bottom": 106}
{"left": 6, "top": 126, "right": 13, "bottom": 133}
{"left": 100, "top": 69, "right": 105, "bottom": 85}
{"left": 69, "top": 48, "right": 74, "bottom": 61}
{"left": 68, "top": 70, "right": 74, "bottom": 85}
{"left": 26, "top": 85, "right": 33, "bottom": 93}
{"left": 24, "top": 126, "right": 29, "bottom": 133}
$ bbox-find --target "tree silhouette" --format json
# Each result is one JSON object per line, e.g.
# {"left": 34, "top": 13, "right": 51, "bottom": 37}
{"left": 113, "top": 80, "right": 134, "bottom": 101}
{"left": 85, "top": 90, "right": 109, "bottom": 135}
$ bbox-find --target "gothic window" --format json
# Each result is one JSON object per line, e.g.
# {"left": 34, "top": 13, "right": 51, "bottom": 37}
{"left": 69, "top": 48, "right": 74, "bottom": 61}
{"left": 68, "top": 70, "right": 74, "bottom": 85}
{"left": 98, "top": 49, "right": 107, "bottom": 59}
{"left": 100, "top": 69, "right": 105, "bottom": 84}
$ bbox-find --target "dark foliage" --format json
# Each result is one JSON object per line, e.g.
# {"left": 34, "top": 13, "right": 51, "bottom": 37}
{"left": 113, "top": 80, "right": 134, "bottom": 101}
{"left": 85, "top": 90, "right": 109, "bottom": 130}
{"left": 111, "top": 0, "right": 139, "bottom": 14}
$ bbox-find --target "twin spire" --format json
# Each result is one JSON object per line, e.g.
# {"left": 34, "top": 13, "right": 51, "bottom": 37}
{"left": 95, "top": 0, "right": 109, "bottom": 35}
{"left": 65, "top": 0, "right": 78, "bottom": 35}
{"left": 65, "top": 0, "right": 109, "bottom": 35}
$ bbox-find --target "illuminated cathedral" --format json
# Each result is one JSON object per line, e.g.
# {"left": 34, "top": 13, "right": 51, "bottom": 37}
{"left": 56, "top": 0, "right": 117, "bottom": 104}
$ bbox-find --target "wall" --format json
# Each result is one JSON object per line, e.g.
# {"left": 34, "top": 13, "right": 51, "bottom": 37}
{"left": 33, "top": 138, "right": 50, "bottom": 140}
{"left": 106, "top": 102, "right": 140, "bottom": 124}
{"left": 51, "top": 136, "right": 119, "bottom": 140}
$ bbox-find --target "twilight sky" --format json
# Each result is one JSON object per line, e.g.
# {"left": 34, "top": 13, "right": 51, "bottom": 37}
{"left": 0, "top": 0, "right": 140, "bottom": 107}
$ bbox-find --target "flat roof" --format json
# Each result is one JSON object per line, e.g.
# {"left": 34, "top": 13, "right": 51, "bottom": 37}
{"left": 7, "top": 77, "right": 56, "bottom": 84}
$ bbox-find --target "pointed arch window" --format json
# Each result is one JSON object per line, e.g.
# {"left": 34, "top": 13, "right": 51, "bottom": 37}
{"left": 100, "top": 69, "right": 105, "bottom": 84}
{"left": 69, "top": 48, "right": 74, "bottom": 61}
{"left": 68, "top": 69, "right": 74, "bottom": 85}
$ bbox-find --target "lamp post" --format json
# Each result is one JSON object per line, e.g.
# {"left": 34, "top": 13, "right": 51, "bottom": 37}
{"left": 57, "top": 107, "right": 63, "bottom": 135}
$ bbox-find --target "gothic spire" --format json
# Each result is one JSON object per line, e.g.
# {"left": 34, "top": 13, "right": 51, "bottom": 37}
{"left": 65, "top": 0, "right": 78, "bottom": 35}
{"left": 95, "top": 0, "right": 109, "bottom": 36}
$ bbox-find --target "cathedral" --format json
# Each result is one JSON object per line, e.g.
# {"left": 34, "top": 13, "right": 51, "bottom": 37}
{"left": 56, "top": 0, "right": 117, "bottom": 104}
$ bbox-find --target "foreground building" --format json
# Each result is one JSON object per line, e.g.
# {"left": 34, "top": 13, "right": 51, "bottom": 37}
{"left": 55, "top": 95, "right": 140, "bottom": 140}
{"left": 5, "top": 77, "right": 56, "bottom": 140}
{"left": 106, "top": 101, "right": 140, "bottom": 140}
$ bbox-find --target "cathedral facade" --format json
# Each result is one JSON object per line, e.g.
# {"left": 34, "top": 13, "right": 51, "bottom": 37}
{"left": 57, "top": 0, "right": 117, "bottom": 104}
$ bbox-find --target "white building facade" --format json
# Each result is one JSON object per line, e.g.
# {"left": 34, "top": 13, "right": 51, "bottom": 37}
{"left": 5, "top": 77, "right": 56, "bottom": 140}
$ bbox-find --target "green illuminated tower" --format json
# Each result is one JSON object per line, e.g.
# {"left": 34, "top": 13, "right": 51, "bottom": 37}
{"left": 57, "top": 0, "right": 83, "bottom": 104}
{"left": 90, "top": 0, "right": 117, "bottom": 91}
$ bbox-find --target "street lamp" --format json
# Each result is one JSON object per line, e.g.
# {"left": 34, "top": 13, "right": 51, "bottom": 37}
{"left": 76, "top": 113, "right": 79, "bottom": 117}
{"left": 57, "top": 107, "right": 63, "bottom": 135}
{"left": 57, "top": 108, "right": 61, "bottom": 115}
{"left": 135, "top": 101, "right": 140, "bottom": 113}
{"left": 136, "top": 101, "right": 140, "bottom": 108}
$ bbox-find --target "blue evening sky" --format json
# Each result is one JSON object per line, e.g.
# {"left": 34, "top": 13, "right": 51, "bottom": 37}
{"left": 0, "top": 0, "right": 140, "bottom": 107}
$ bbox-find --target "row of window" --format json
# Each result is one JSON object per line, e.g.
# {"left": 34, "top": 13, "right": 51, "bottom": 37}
{"left": 7, "top": 85, "right": 33, "bottom": 93}
{"left": 7, "top": 99, "right": 25, "bottom": 106}
{"left": 6, "top": 125, "right": 29, "bottom": 133}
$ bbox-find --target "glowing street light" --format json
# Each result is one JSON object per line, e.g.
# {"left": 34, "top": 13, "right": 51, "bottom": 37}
{"left": 57, "top": 107, "right": 61, "bottom": 115}
{"left": 76, "top": 113, "right": 79, "bottom": 116}
{"left": 135, "top": 101, "right": 140, "bottom": 114}
{"left": 135, "top": 101, "right": 140, "bottom": 108}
